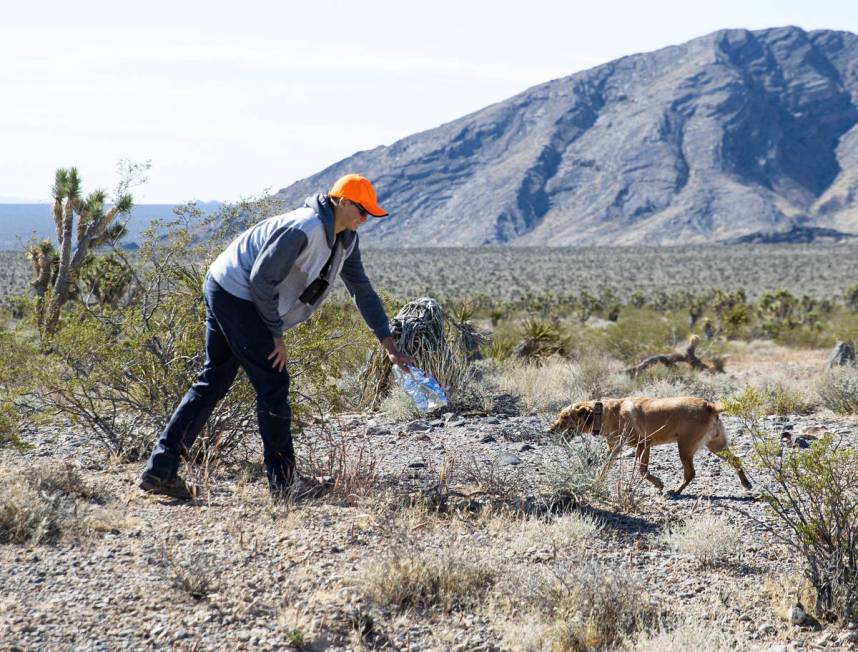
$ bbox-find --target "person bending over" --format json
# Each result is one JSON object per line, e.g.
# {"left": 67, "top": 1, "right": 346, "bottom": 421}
{"left": 139, "top": 174, "right": 409, "bottom": 499}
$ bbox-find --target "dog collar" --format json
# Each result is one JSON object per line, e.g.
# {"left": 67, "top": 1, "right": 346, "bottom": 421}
{"left": 593, "top": 401, "right": 603, "bottom": 436}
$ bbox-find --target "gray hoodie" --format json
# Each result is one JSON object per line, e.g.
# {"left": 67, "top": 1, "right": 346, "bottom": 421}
{"left": 208, "top": 194, "right": 391, "bottom": 341}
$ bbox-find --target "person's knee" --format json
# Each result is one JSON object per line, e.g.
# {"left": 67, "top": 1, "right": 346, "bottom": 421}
{"left": 192, "top": 366, "right": 238, "bottom": 402}
{"left": 256, "top": 378, "right": 290, "bottom": 416}
{"left": 259, "top": 394, "right": 291, "bottom": 420}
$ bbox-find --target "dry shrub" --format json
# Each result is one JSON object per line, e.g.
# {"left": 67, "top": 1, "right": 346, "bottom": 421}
{"left": 359, "top": 544, "right": 498, "bottom": 612}
{"left": 540, "top": 435, "right": 608, "bottom": 504}
{"left": 462, "top": 455, "right": 527, "bottom": 500}
{"left": 450, "top": 358, "right": 501, "bottom": 413}
{"left": 0, "top": 464, "right": 113, "bottom": 544}
{"left": 632, "top": 368, "right": 736, "bottom": 403}
{"left": 496, "top": 619, "right": 556, "bottom": 652}
{"left": 496, "top": 357, "right": 628, "bottom": 414}
{"left": 24, "top": 461, "right": 106, "bottom": 503}
{"left": 379, "top": 384, "right": 422, "bottom": 420}
{"left": 659, "top": 512, "right": 742, "bottom": 567}
{"left": 511, "top": 512, "right": 603, "bottom": 555}
{"left": 505, "top": 561, "right": 658, "bottom": 651}
{"left": 754, "top": 375, "right": 819, "bottom": 415}
{"left": 298, "top": 427, "right": 380, "bottom": 503}
{"left": 0, "top": 477, "right": 67, "bottom": 544}
{"left": 160, "top": 545, "right": 218, "bottom": 600}
{"left": 361, "top": 297, "right": 470, "bottom": 409}
{"left": 632, "top": 620, "right": 746, "bottom": 651}
{"left": 816, "top": 367, "right": 858, "bottom": 414}
{"left": 762, "top": 573, "right": 818, "bottom": 621}
{"left": 604, "top": 450, "right": 650, "bottom": 513}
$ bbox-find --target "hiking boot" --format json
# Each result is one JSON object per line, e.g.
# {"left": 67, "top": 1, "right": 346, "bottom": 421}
{"left": 139, "top": 471, "right": 192, "bottom": 500}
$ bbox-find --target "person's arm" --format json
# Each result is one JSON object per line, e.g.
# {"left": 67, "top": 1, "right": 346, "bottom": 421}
{"left": 248, "top": 227, "right": 308, "bottom": 339}
{"left": 340, "top": 237, "right": 410, "bottom": 370}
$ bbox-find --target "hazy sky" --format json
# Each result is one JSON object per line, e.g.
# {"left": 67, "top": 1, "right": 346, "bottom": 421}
{"left": 2, "top": 0, "right": 857, "bottom": 203}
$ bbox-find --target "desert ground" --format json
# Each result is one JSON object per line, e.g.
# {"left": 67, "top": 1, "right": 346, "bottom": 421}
{"left": 2, "top": 245, "right": 858, "bottom": 651}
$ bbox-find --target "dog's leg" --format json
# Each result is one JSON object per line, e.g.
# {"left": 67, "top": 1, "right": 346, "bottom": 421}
{"left": 709, "top": 442, "right": 753, "bottom": 490}
{"left": 635, "top": 443, "right": 664, "bottom": 490}
{"left": 706, "top": 423, "right": 753, "bottom": 491}
{"left": 668, "top": 441, "right": 697, "bottom": 495}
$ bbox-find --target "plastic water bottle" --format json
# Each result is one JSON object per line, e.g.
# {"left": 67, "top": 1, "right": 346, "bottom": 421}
{"left": 392, "top": 364, "right": 448, "bottom": 413}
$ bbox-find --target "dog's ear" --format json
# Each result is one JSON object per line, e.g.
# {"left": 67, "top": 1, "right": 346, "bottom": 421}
{"left": 550, "top": 406, "right": 573, "bottom": 432}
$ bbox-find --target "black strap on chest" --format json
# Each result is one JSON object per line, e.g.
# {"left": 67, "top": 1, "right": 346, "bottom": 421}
{"left": 298, "top": 245, "right": 338, "bottom": 305}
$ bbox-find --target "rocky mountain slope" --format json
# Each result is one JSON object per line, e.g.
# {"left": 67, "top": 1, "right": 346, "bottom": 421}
{"left": 274, "top": 27, "right": 858, "bottom": 246}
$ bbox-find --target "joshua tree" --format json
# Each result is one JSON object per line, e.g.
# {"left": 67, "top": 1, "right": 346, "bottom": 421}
{"left": 27, "top": 166, "right": 135, "bottom": 335}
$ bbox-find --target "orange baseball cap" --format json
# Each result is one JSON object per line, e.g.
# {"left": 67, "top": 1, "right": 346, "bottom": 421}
{"left": 329, "top": 174, "right": 388, "bottom": 217}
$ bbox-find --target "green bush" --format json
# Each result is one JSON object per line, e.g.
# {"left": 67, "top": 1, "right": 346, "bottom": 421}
{"left": 36, "top": 271, "right": 376, "bottom": 462}
{"left": 360, "top": 545, "right": 498, "bottom": 612}
{"left": 510, "top": 561, "right": 659, "bottom": 651}
{"left": 0, "top": 328, "right": 40, "bottom": 452}
{"left": 25, "top": 200, "right": 378, "bottom": 463}
{"left": 844, "top": 284, "right": 858, "bottom": 312}
{"left": 587, "top": 309, "right": 689, "bottom": 363}
{"left": 725, "top": 388, "right": 858, "bottom": 621}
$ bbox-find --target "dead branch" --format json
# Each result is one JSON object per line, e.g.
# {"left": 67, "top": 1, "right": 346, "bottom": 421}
{"left": 625, "top": 335, "right": 724, "bottom": 377}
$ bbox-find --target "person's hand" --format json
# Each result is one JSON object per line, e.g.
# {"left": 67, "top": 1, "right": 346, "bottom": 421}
{"left": 387, "top": 348, "right": 411, "bottom": 372}
{"left": 381, "top": 335, "right": 411, "bottom": 371}
{"left": 268, "top": 336, "right": 288, "bottom": 372}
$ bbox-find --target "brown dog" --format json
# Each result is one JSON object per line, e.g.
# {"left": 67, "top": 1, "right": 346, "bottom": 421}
{"left": 550, "top": 397, "right": 752, "bottom": 495}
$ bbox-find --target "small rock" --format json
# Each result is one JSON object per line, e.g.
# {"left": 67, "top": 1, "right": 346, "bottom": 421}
{"left": 236, "top": 630, "right": 251, "bottom": 642}
{"left": 407, "top": 460, "right": 426, "bottom": 469}
{"left": 406, "top": 419, "right": 431, "bottom": 432}
{"left": 429, "top": 418, "right": 445, "bottom": 427}
{"left": 519, "top": 444, "right": 535, "bottom": 452}
{"left": 480, "top": 435, "right": 497, "bottom": 444}
{"left": 827, "top": 341, "right": 855, "bottom": 368}
{"left": 786, "top": 603, "right": 806, "bottom": 625}
{"left": 484, "top": 416, "right": 500, "bottom": 424}
{"left": 499, "top": 453, "right": 521, "bottom": 466}
{"left": 756, "top": 623, "right": 776, "bottom": 637}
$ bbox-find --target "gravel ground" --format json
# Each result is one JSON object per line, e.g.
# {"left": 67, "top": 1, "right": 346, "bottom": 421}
{"left": 2, "top": 409, "right": 858, "bottom": 651}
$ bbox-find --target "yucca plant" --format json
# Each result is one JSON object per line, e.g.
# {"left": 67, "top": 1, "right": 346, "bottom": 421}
{"left": 31, "top": 166, "right": 137, "bottom": 335}
{"left": 513, "top": 316, "right": 569, "bottom": 360}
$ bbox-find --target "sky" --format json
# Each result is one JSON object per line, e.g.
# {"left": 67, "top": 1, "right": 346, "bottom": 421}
{"left": 2, "top": 0, "right": 857, "bottom": 204}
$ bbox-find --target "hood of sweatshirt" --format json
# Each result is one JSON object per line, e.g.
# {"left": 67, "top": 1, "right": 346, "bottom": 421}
{"left": 305, "top": 194, "right": 357, "bottom": 250}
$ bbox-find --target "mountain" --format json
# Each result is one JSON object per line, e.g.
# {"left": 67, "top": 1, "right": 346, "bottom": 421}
{"left": 0, "top": 202, "right": 221, "bottom": 250}
{"left": 274, "top": 27, "right": 858, "bottom": 246}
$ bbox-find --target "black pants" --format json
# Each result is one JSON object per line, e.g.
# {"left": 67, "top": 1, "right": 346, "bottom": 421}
{"left": 144, "top": 276, "right": 294, "bottom": 489}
